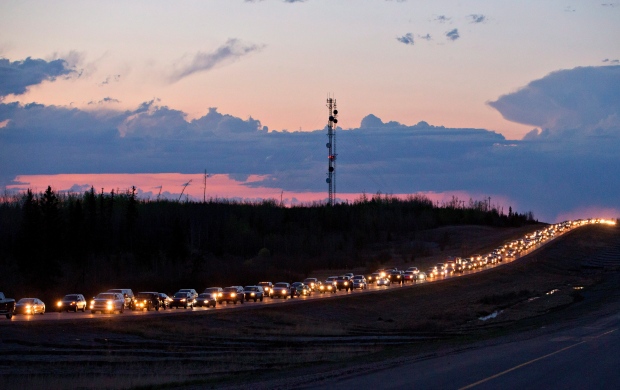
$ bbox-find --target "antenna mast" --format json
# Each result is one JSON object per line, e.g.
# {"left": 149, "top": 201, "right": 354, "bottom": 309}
{"left": 326, "top": 95, "right": 338, "bottom": 206}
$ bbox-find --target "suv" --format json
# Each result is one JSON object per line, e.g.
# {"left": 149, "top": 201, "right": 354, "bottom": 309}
{"left": 133, "top": 292, "right": 160, "bottom": 311}
{"left": 351, "top": 276, "right": 367, "bottom": 290}
{"left": 176, "top": 289, "right": 198, "bottom": 300}
{"left": 56, "top": 294, "right": 87, "bottom": 312}
{"left": 303, "top": 278, "right": 319, "bottom": 291}
{"left": 222, "top": 286, "right": 245, "bottom": 304}
{"left": 106, "top": 289, "right": 135, "bottom": 309}
{"left": 258, "top": 282, "right": 273, "bottom": 298}
{"left": 272, "top": 282, "right": 291, "bottom": 299}
{"left": 170, "top": 291, "right": 195, "bottom": 309}
{"left": 335, "top": 276, "right": 352, "bottom": 291}
{"left": 90, "top": 292, "right": 125, "bottom": 314}
{"left": 203, "top": 287, "right": 224, "bottom": 304}
{"left": 244, "top": 286, "right": 264, "bottom": 302}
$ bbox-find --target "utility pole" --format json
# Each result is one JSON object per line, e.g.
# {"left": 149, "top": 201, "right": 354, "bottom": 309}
{"left": 203, "top": 170, "right": 210, "bottom": 203}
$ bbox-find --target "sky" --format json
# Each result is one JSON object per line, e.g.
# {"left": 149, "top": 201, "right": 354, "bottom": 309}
{"left": 1, "top": 0, "right": 619, "bottom": 222}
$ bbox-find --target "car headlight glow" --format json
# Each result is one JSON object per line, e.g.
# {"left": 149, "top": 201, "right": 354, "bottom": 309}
{"left": 231, "top": 293, "right": 236, "bottom": 297}
{"left": 57, "top": 301, "right": 62, "bottom": 307}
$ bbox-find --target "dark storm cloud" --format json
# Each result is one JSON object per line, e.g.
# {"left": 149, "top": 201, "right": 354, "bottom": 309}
{"left": 169, "top": 39, "right": 264, "bottom": 82}
{"left": 446, "top": 28, "right": 460, "bottom": 41}
{"left": 0, "top": 57, "right": 74, "bottom": 96}
{"left": 396, "top": 33, "right": 415, "bottom": 45}
{"left": 488, "top": 66, "right": 620, "bottom": 135}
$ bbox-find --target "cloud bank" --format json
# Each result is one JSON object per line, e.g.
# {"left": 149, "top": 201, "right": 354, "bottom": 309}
{"left": 1, "top": 62, "right": 618, "bottom": 222}
{"left": 489, "top": 66, "right": 620, "bottom": 136}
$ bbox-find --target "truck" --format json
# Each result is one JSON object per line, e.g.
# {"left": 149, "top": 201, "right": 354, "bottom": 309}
{"left": 0, "top": 292, "right": 16, "bottom": 319}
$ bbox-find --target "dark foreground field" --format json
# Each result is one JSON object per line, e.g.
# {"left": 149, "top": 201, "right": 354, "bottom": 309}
{"left": 1, "top": 224, "right": 619, "bottom": 390}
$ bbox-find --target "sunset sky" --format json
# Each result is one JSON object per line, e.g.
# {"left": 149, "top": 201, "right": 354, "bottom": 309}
{"left": 1, "top": 1, "right": 619, "bottom": 222}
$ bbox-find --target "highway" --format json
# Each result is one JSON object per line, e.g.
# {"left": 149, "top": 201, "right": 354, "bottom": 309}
{"left": 1, "top": 219, "right": 610, "bottom": 323}
{"left": 325, "top": 302, "right": 620, "bottom": 390}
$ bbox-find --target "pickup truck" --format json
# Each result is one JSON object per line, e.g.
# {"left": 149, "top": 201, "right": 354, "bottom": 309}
{"left": 0, "top": 292, "right": 16, "bottom": 319}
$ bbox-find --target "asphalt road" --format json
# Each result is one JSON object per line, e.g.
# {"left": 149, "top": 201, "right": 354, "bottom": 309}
{"left": 1, "top": 225, "right": 570, "bottom": 323}
{"left": 326, "top": 308, "right": 620, "bottom": 390}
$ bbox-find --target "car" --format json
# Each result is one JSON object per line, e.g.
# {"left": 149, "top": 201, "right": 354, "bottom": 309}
{"left": 403, "top": 271, "right": 416, "bottom": 283}
{"left": 352, "top": 276, "right": 368, "bottom": 289}
{"left": 369, "top": 272, "right": 383, "bottom": 284}
{"left": 15, "top": 298, "right": 45, "bottom": 315}
{"left": 325, "top": 276, "right": 338, "bottom": 286}
{"left": 258, "top": 282, "right": 273, "bottom": 298}
{"left": 303, "top": 278, "right": 319, "bottom": 291}
{"left": 335, "top": 276, "right": 352, "bottom": 291}
{"left": 0, "top": 292, "right": 16, "bottom": 319}
{"left": 195, "top": 293, "right": 217, "bottom": 308}
{"left": 388, "top": 270, "right": 404, "bottom": 284}
{"left": 318, "top": 280, "right": 336, "bottom": 293}
{"left": 90, "top": 292, "right": 125, "bottom": 314}
{"left": 158, "top": 293, "right": 172, "bottom": 309}
{"left": 376, "top": 277, "right": 391, "bottom": 286}
{"left": 133, "top": 292, "right": 160, "bottom": 311}
{"left": 426, "top": 267, "right": 438, "bottom": 278}
{"left": 56, "top": 294, "right": 87, "bottom": 312}
{"left": 222, "top": 286, "right": 245, "bottom": 304}
{"left": 176, "top": 289, "right": 198, "bottom": 300}
{"left": 203, "top": 287, "right": 224, "bottom": 304}
{"left": 416, "top": 272, "right": 427, "bottom": 281}
{"left": 244, "top": 286, "right": 264, "bottom": 302}
{"left": 436, "top": 264, "right": 449, "bottom": 277}
{"left": 106, "top": 289, "right": 135, "bottom": 309}
{"left": 272, "top": 282, "right": 291, "bottom": 299}
{"left": 293, "top": 283, "right": 311, "bottom": 297}
{"left": 170, "top": 292, "right": 195, "bottom": 309}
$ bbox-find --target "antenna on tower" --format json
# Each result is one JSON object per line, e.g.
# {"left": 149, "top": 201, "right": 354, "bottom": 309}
{"left": 326, "top": 95, "right": 338, "bottom": 206}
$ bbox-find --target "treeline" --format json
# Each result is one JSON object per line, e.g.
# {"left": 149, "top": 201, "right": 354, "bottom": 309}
{"left": 0, "top": 187, "right": 536, "bottom": 301}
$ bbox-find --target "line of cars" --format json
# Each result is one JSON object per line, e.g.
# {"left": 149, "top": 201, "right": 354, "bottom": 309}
{"left": 3, "top": 219, "right": 613, "bottom": 318}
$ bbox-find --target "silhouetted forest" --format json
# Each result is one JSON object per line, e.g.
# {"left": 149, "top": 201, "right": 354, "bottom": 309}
{"left": 0, "top": 187, "right": 536, "bottom": 301}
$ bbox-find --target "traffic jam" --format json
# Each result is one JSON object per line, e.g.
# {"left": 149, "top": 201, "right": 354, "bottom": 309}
{"left": 1, "top": 219, "right": 615, "bottom": 321}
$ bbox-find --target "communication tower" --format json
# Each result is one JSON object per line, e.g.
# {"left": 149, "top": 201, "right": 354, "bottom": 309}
{"left": 326, "top": 96, "right": 338, "bottom": 206}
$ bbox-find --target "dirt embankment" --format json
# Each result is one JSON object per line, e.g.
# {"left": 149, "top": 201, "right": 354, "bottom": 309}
{"left": 1, "top": 224, "right": 619, "bottom": 390}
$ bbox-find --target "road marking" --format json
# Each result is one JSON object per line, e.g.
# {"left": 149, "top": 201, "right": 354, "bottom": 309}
{"left": 459, "top": 328, "right": 617, "bottom": 390}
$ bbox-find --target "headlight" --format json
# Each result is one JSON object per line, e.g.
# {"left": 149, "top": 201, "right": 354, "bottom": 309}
{"left": 251, "top": 292, "right": 255, "bottom": 296}
{"left": 231, "top": 293, "right": 236, "bottom": 297}
{"left": 344, "top": 282, "right": 348, "bottom": 285}
{"left": 57, "top": 301, "right": 62, "bottom": 307}
{"left": 181, "top": 298, "right": 186, "bottom": 302}
{"left": 204, "top": 300, "right": 208, "bottom": 303}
